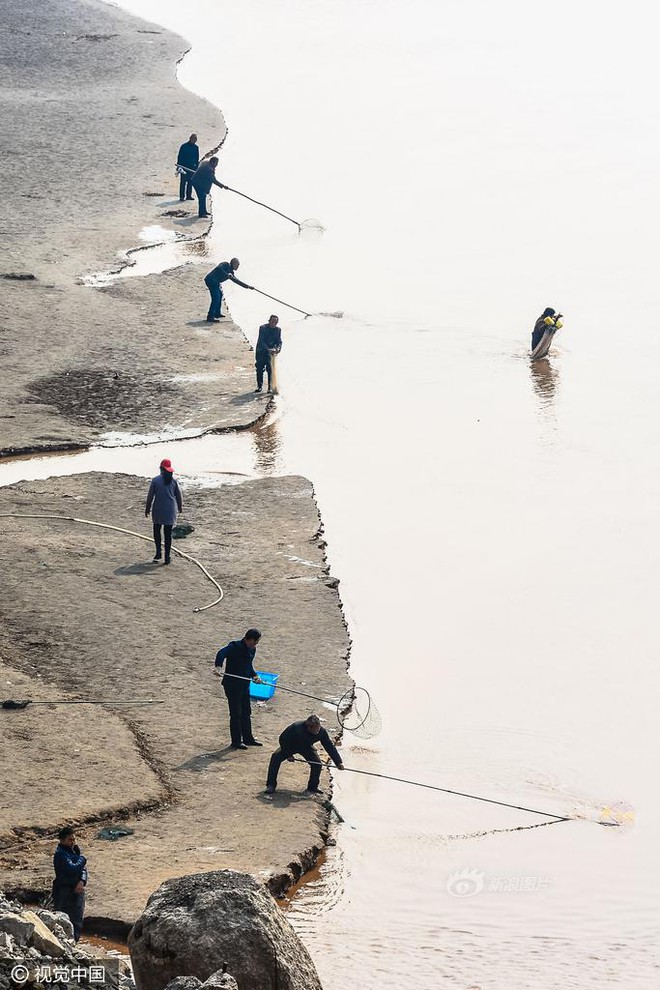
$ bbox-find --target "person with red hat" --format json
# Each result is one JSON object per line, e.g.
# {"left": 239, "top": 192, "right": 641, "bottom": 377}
{"left": 145, "top": 458, "right": 183, "bottom": 565}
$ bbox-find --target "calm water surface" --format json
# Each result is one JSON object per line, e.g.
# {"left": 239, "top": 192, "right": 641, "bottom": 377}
{"left": 5, "top": 0, "right": 660, "bottom": 985}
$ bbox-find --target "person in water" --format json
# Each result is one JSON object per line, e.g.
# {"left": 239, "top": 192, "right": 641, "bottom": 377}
{"left": 204, "top": 257, "right": 253, "bottom": 322}
{"left": 265, "top": 714, "right": 344, "bottom": 795}
{"left": 255, "top": 314, "right": 282, "bottom": 393}
{"left": 145, "top": 458, "right": 183, "bottom": 565}
{"left": 531, "top": 308, "right": 563, "bottom": 351}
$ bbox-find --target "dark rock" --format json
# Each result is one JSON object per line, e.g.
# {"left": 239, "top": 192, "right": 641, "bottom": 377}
{"left": 202, "top": 969, "right": 238, "bottom": 990}
{"left": 1, "top": 272, "right": 36, "bottom": 280}
{"left": 128, "top": 871, "right": 323, "bottom": 990}
{"left": 162, "top": 979, "right": 202, "bottom": 990}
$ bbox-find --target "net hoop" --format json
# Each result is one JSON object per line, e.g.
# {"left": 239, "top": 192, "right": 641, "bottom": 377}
{"left": 337, "top": 686, "right": 382, "bottom": 739}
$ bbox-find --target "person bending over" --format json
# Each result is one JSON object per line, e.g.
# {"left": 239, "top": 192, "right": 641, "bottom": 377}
{"left": 265, "top": 714, "right": 344, "bottom": 795}
{"left": 204, "top": 257, "right": 253, "bottom": 322}
{"left": 191, "top": 156, "right": 226, "bottom": 218}
{"left": 255, "top": 314, "right": 282, "bottom": 393}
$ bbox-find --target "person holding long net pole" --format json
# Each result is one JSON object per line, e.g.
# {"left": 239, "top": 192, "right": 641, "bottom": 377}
{"left": 204, "top": 257, "right": 253, "bottom": 323}
{"left": 265, "top": 714, "right": 344, "bottom": 795}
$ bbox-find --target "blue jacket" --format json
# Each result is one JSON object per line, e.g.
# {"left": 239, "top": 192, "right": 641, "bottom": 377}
{"left": 53, "top": 844, "right": 88, "bottom": 889}
{"left": 215, "top": 639, "right": 257, "bottom": 687}
{"left": 146, "top": 475, "right": 183, "bottom": 526}
{"left": 177, "top": 140, "right": 199, "bottom": 172}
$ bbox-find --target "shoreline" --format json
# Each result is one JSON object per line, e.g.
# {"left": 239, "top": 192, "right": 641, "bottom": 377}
{"left": 0, "top": 0, "right": 270, "bottom": 455}
{"left": 0, "top": 0, "right": 353, "bottom": 936}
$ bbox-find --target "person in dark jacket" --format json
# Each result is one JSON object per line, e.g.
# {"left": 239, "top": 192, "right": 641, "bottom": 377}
{"left": 531, "top": 307, "right": 563, "bottom": 351}
{"left": 145, "top": 458, "right": 183, "bottom": 565}
{"left": 265, "top": 715, "right": 344, "bottom": 795}
{"left": 52, "top": 826, "right": 87, "bottom": 941}
{"left": 255, "top": 315, "right": 282, "bottom": 393}
{"left": 214, "top": 629, "right": 264, "bottom": 749}
{"left": 191, "top": 156, "right": 225, "bottom": 218}
{"left": 177, "top": 133, "right": 199, "bottom": 201}
{"left": 204, "top": 257, "right": 253, "bottom": 322}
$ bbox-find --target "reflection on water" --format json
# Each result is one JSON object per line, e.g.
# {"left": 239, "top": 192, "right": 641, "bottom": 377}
{"left": 251, "top": 410, "right": 284, "bottom": 474}
{"left": 530, "top": 357, "right": 560, "bottom": 418}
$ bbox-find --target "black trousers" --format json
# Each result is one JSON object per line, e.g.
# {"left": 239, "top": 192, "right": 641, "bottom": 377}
{"left": 153, "top": 523, "right": 173, "bottom": 560}
{"left": 53, "top": 885, "right": 85, "bottom": 941}
{"left": 205, "top": 278, "right": 223, "bottom": 320}
{"left": 255, "top": 347, "right": 272, "bottom": 389}
{"left": 266, "top": 744, "right": 321, "bottom": 791}
{"left": 193, "top": 184, "right": 209, "bottom": 217}
{"left": 179, "top": 172, "right": 193, "bottom": 200}
{"left": 223, "top": 681, "right": 255, "bottom": 746}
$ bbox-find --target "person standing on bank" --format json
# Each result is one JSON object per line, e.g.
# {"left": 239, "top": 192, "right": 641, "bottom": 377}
{"left": 214, "top": 629, "right": 264, "bottom": 749}
{"left": 176, "top": 133, "right": 199, "bottom": 201}
{"left": 52, "top": 826, "right": 87, "bottom": 942}
{"left": 145, "top": 458, "right": 183, "bottom": 565}
{"left": 191, "top": 156, "right": 225, "bottom": 218}
{"left": 204, "top": 257, "right": 253, "bottom": 323}
{"left": 265, "top": 715, "right": 344, "bottom": 795}
{"left": 255, "top": 314, "right": 282, "bottom": 393}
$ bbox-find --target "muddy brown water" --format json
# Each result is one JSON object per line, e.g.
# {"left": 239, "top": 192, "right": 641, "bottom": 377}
{"left": 2, "top": 0, "right": 659, "bottom": 986}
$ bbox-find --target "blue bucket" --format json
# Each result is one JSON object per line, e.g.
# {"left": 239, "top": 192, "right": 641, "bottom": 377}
{"left": 249, "top": 672, "right": 279, "bottom": 700}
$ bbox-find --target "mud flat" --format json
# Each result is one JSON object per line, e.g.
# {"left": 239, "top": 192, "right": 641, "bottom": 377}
{"left": 0, "top": 0, "right": 266, "bottom": 456}
{"left": 0, "top": 471, "right": 351, "bottom": 926}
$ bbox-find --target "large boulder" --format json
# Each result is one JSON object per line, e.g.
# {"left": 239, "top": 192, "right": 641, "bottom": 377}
{"left": 128, "top": 871, "right": 323, "bottom": 990}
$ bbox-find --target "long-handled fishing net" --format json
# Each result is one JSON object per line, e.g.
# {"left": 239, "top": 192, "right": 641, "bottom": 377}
{"left": 290, "top": 759, "right": 630, "bottom": 828}
{"left": 221, "top": 672, "right": 382, "bottom": 739}
{"left": 176, "top": 165, "right": 324, "bottom": 232}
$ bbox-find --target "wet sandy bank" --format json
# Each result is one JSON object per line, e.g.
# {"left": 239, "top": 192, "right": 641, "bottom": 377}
{"left": 0, "top": 0, "right": 266, "bottom": 455}
{"left": 0, "top": 471, "right": 351, "bottom": 925}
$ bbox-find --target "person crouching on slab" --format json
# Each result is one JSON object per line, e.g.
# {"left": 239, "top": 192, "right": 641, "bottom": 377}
{"left": 145, "top": 458, "right": 183, "bottom": 565}
{"left": 255, "top": 314, "right": 282, "bottom": 393}
{"left": 214, "top": 629, "right": 264, "bottom": 749}
{"left": 204, "top": 256, "right": 254, "bottom": 323}
{"left": 265, "top": 714, "right": 344, "bottom": 795}
{"left": 52, "top": 826, "right": 87, "bottom": 942}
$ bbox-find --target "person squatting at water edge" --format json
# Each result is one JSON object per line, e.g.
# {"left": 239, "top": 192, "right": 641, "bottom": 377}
{"left": 176, "top": 132, "right": 199, "bottom": 201}
{"left": 214, "top": 629, "right": 264, "bottom": 749}
{"left": 255, "top": 314, "right": 282, "bottom": 393}
{"left": 266, "top": 715, "right": 345, "bottom": 795}
{"left": 191, "top": 156, "right": 226, "bottom": 218}
{"left": 52, "top": 826, "right": 87, "bottom": 942}
{"left": 145, "top": 458, "right": 183, "bottom": 565}
{"left": 204, "top": 257, "right": 254, "bottom": 323}
{"left": 531, "top": 307, "right": 563, "bottom": 350}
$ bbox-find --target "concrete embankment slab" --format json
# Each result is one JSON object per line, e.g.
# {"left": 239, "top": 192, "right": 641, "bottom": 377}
{"left": 0, "top": 472, "right": 351, "bottom": 923}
